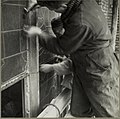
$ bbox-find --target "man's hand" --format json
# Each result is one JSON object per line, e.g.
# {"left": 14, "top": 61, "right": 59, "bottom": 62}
{"left": 23, "top": 25, "right": 42, "bottom": 37}
{"left": 40, "top": 64, "right": 53, "bottom": 73}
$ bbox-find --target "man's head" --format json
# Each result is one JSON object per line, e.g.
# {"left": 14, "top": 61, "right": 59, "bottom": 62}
{"left": 51, "top": 17, "right": 64, "bottom": 37}
{"left": 37, "top": 0, "right": 70, "bottom": 13}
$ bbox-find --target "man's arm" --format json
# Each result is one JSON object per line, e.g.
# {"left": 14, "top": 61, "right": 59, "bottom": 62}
{"left": 40, "top": 58, "right": 72, "bottom": 75}
{"left": 24, "top": 24, "right": 93, "bottom": 55}
{"left": 39, "top": 24, "right": 93, "bottom": 55}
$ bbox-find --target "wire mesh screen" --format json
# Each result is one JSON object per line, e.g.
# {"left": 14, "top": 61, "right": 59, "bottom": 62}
{"left": 36, "top": 7, "right": 63, "bottom": 113}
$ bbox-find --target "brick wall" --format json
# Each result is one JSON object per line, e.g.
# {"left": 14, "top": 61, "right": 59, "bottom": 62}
{"left": 115, "top": 9, "right": 119, "bottom": 53}
{"left": 96, "top": 0, "right": 119, "bottom": 52}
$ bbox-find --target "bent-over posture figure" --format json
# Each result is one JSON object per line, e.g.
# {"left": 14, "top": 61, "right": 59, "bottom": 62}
{"left": 24, "top": 0, "right": 119, "bottom": 117}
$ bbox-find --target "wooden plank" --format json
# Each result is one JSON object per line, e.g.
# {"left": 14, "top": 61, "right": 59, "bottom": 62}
{"left": 24, "top": 4, "right": 40, "bottom": 117}
{"left": 1, "top": 72, "right": 28, "bottom": 91}
{"left": 37, "top": 88, "right": 72, "bottom": 118}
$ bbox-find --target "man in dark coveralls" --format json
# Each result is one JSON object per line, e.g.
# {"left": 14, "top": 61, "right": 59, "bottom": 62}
{"left": 24, "top": 0, "right": 119, "bottom": 117}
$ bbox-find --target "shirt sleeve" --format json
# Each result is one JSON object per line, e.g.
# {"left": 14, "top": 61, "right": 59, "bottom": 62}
{"left": 39, "top": 24, "right": 93, "bottom": 55}
{"left": 52, "top": 58, "right": 72, "bottom": 75}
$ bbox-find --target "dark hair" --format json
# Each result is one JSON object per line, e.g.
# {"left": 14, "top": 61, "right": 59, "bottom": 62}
{"left": 51, "top": 17, "right": 63, "bottom": 28}
{"left": 37, "top": 0, "right": 67, "bottom": 9}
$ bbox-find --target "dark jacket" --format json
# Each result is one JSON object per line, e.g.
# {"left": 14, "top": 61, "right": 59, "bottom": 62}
{"left": 39, "top": 0, "right": 119, "bottom": 117}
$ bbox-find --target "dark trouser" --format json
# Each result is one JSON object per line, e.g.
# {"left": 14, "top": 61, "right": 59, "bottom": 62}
{"left": 70, "top": 74, "right": 94, "bottom": 117}
{"left": 70, "top": 72, "right": 119, "bottom": 117}
{"left": 70, "top": 47, "right": 119, "bottom": 117}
